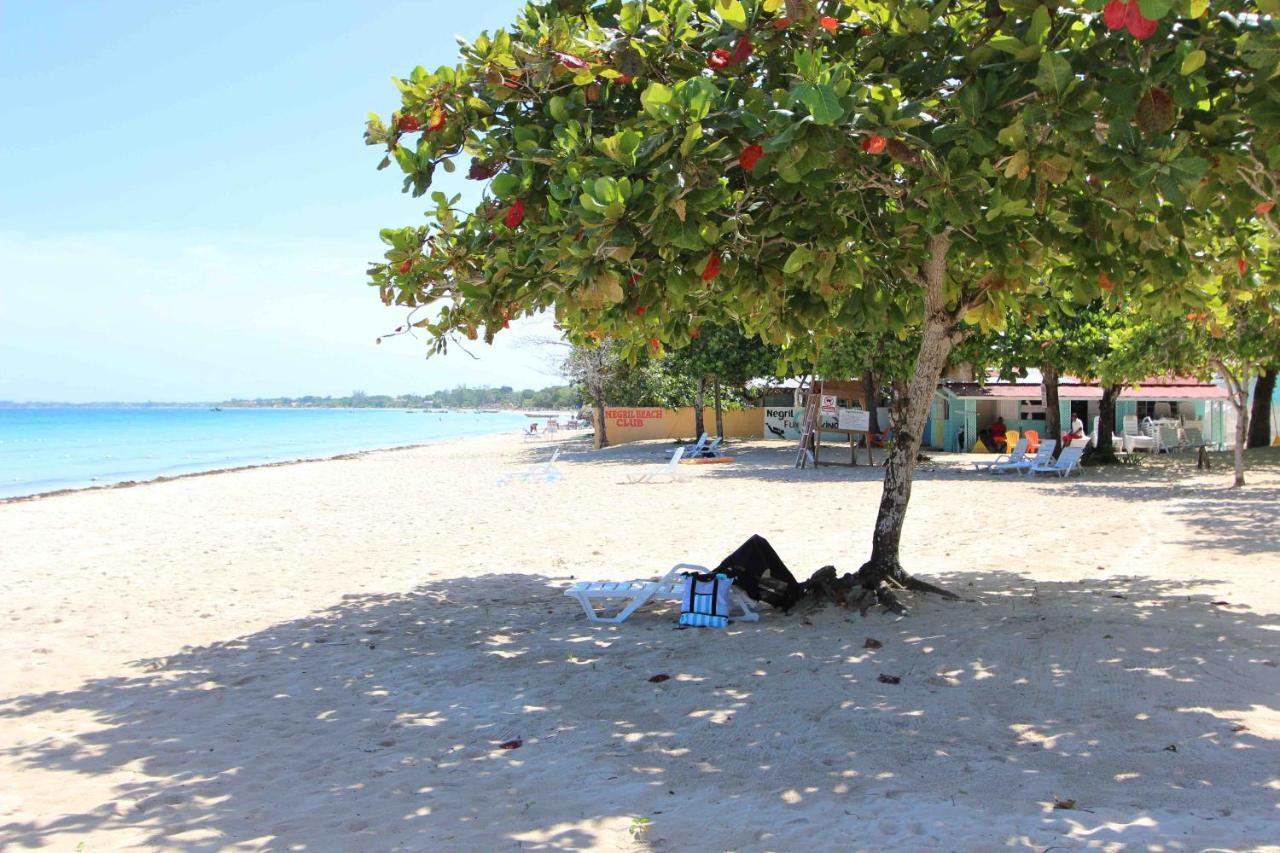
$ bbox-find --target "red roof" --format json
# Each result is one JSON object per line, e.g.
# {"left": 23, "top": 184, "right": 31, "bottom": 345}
{"left": 942, "top": 379, "right": 1226, "bottom": 401}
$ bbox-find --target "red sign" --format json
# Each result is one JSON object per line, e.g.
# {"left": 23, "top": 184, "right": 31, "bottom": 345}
{"left": 604, "top": 408, "right": 664, "bottom": 428}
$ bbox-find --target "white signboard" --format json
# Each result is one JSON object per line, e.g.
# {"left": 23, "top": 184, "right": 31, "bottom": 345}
{"left": 838, "top": 408, "right": 870, "bottom": 432}
{"left": 765, "top": 407, "right": 805, "bottom": 440}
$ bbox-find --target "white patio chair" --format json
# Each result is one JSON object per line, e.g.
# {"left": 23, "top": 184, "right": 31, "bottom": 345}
{"left": 670, "top": 433, "right": 709, "bottom": 459}
{"left": 1029, "top": 445, "right": 1085, "bottom": 477}
{"left": 972, "top": 438, "right": 1028, "bottom": 472}
{"left": 1122, "top": 415, "right": 1156, "bottom": 453}
{"left": 496, "top": 448, "right": 563, "bottom": 485}
{"left": 564, "top": 563, "right": 760, "bottom": 624}
{"left": 625, "top": 447, "right": 688, "bottom": 483}
{"left": 994, "top": 440, "right": 1056, "bottom": 474}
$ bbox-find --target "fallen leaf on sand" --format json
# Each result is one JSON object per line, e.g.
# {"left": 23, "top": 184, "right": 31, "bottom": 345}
{"left": 878, "top": 673, "right": 901, "bottom": 684}
{"left": 864, "top": 638, "right": 883, "bottom": 650}
{"left": 1163, "top": 744, "right": 1177, "bottom": 752}
{"left": 648, "top": 673, "right": 671, "bottom": 683}
{"left": 1230, "top": 724, "right": 1248, "bottom": 733}
{"left": 1211, "top": 600, "right": 1230, "bottom": 606}
{"left": 1109, "top": 594, "right": 1127, "bottom": 599}
{"left": 1053, "top": 797, "right": 1076, "bottom": 810}
{"left": 500, "top": 738, "right": 523, "bottom": 750}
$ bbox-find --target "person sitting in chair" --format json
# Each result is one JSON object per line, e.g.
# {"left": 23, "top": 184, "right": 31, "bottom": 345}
{"left": 979, "top": 417, "right": 1007, "bottom": 452}
{"left": 1062, "top": 414, "right": 1085, "bottom": 445}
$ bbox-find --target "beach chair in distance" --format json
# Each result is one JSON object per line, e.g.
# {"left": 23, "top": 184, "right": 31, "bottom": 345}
{"left": 1028, "top": 445, "right": 1085, "bottom": 477}
{"left": 994, "top": 440, "right": 1055, "bottom": 474}
{"left": 496, "top": 448, "right": 563, "bottom": 485}
{"left": 564, "top": 563, "right": 760, "bottom": 624}
{"left": 691, "top": 436, "right": 725, "bottom": 459}
{"left": 1023, "top": 429, "right": 1042, "bottom": 453}
{"left": 972, "top": 438, "right": 1028, "bottom": 473}
{"left": 625, "top": 447, "right": 688, "bottom": 483}
{"left": 670, "top": 433, "right": 709, "bottom": 458}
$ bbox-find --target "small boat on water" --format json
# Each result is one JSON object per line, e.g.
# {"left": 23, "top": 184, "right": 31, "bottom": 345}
{"left": 209, "top": 407, "right": 223, "bottom": 412}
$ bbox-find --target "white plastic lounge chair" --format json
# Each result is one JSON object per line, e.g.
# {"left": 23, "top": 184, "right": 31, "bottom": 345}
{"left": 972, "top": 438, "right": 1028, "bottom": 472}
{"left": 1029, "top": 445, "right": 1085, "bottom": 477}
{"left": 993, "top": 440, "right": 1055, "bottom": 474}
{"left": 626, "top": 447, "right": 688, "bottom": 483}
{"left": 496, "top": 448, "right": 562, "bottom": 485}
{"left": 694, "top": 436, "right": 726, "bottom": 458}
{"left": 564, "top": 563, "right": 761, "bottom": 624}
{"left": 670, "top": 433, "right": 709, "bottom": 458}
{"left": 1156, "top": 424, "right": 1181, "bottom": 453}
{"left": 1067, "top": 436, "right": 1091, "bottom": 448}
{"left": 1184, "top": 426, "right": 1206, "bottom": 448}
{"left": 1122, "top": 415, "right": 1156, "bottom": 453}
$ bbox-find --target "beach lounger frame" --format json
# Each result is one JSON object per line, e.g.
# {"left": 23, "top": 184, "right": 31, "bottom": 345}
{"left": 564, "top": 563, "right": 760, "bottom": 624}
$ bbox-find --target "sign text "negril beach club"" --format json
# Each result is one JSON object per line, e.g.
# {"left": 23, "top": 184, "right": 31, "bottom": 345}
{"left": 604, "top": 408, "right": 664, "bottom": 428}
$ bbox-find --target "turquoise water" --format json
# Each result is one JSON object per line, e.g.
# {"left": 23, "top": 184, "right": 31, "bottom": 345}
{"left": 0, "top": 407, "right": 532, "bottom": 499}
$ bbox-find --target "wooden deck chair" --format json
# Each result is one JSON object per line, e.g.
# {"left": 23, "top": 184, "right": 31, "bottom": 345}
{"left": 625, "top": 447, "right": 688, "bottom": 483}
{"left": 564, "top": 563, "right": 760, "bottom": 624}
{"left": 1029, "top": 445, "right": 1085, "bottom": 477}
{"left": 972, "top": 438, "right": 1028, "bottom": 472}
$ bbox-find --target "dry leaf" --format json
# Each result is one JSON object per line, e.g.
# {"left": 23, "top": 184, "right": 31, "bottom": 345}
{"left": 648, "top": 673, "right": 671, "bottom": 683}
{"left": 864, "top": 637, "right": 883, "bottom": 650}
{"left": 877, "top": 673, "right": 901, "bottom": 685}
{"left": 499, "top": 738, "right": 523, "bottom": 750}
{"left": 1053, "top": 797, "right": 1076, "bottom": 810}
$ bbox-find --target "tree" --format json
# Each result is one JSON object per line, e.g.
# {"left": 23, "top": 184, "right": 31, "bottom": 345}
{"left": 1248, "top": 367, "right": 1276, "bottom": 448}
{"left": 366, "top": 0, "right": 1276, "bottom": 609}
{"left": 561, "top": 341, "right": 622, "bottom": 448}
{"left": 665, "top": 324, "right": 779, "bottom": 436}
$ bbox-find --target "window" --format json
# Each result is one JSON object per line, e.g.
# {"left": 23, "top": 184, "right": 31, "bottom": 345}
{"left": 1136, "top": 401, "right": 1179, "bottom": 419}
{"left": 1019, "top": 400, "right": 1046, "bottom": 421}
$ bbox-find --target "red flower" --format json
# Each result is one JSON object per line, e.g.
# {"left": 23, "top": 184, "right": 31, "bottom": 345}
{"left": 398, "top": 259, "right": 412, "bottom": 274}
{"left": 504, "top": 199, "right": 525, "bottom": 228}
{"left": 707, "top": 48, "right": 731, "bottom": 70}
{"left": 426, "top": 110, "right": 446, "bottom": 133}
{"left": 628, "top": 273, "right": 641, "bottom": 285}
{"left": 690, "top": 327, "right": 701, "bottom": 339}
{"left": 649, "top": 337, "right": 661, "bottom": 351}
{"left": 701, "top": 252, "right": 722, "bottom": 282}
{"left": 1102, "top": 0, "right": 1128, "bottom": 30}
{"left": 616, "top": 74, "right": 633, "bottom": 84}
{"left": 1238, "top": 256, "right": 1248, "bottom": 275}
{"left": 819, "top": 16, "right": 839, "bottom": 33}
{"left": 397, "top": 114, "right": 421, "bottom": 132}
{"left": 1256, "top": 201, "right": 1276, "bottom": 215}
{"left": 739, "top": 143, "right": 765, "bottom": 172}
{"left": 862, "top": 134, "right": 887, "bottom": 154}
{"left": 503, "top": 320, "right": 511, "bottom": 329}
{"left": 1124, "top": 3, "right": 1158, "bottom": 39}
{"left": 554, "top": 52, "right": 589, "bottom": 70}
{"left": 774, "top": 17, "right": 791, "bottom": 30}
{"left": 730, "top": 34, "right": 753, "bottom": 65}
{"left": 636, "top": 306, "right": 647, "bottom": 316}
{"left": 1097, "top": 272, "right": 1115, "bottom": 291}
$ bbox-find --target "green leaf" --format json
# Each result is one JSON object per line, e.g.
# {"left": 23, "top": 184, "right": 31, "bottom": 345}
{"left": 1034, "top": 53, "right": 1073, "bottom": 100}
{"left": 1027, "top": 5, "right": 1051, "bottom": 43}
{"left": 716, "top": 0, "right": 748, "bottom": 30}
{"left": 1255, "top": 0, "right": 1278, "bottom": 12}
{"left": 490, "top": 173, "right": 521, "bottom": 198}
{"left": 1137, "top": 0, "right": 1171, "bottom": 19}
{"left": 680, "top": 123, "right": 703, "bottom": 156}
{"left": 796, "top": 83, "right": 844, "bottom": 125}
{"left": 783, "top": 245, "right": 814, "bottom": 274}
{"left": 1180, "top": 49, "right": 1206, "bottom": 76}
{"left": 901, "top": 6, "right": 930, "bottom": 33}
{"left": 1190, "top": 0, "right": 1210, "bottom": 14}
{"left": 548, "top": 96, "right": 571, "bottom": 122}
{"left": 619, "top": 1, "right": 643, "bottom": 32}
{"left": 640, "top": 82, "right": 674, "bottom": 120}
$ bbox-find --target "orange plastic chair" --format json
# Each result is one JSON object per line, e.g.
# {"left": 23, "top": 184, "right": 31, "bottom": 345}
{"left": 1024, "top": 429, "right": 1041, "bottom": 453}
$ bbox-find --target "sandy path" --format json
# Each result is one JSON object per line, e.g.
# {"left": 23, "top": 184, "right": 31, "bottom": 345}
{"left": 1, "top": 434, "right": 1277, "bottom": 850}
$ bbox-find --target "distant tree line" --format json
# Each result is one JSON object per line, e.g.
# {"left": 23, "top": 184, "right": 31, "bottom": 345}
{"left": 222, "top": 384, "right": 580, "bottom": 410}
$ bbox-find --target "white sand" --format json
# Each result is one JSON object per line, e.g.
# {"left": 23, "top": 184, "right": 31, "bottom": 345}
{"left": 1, "top": 434, "right": 1278, "bottom": 851}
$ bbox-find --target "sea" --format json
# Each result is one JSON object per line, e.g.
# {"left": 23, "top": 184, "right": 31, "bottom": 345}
{"left": 0, "top": 407, "right": 534, "bottom": 499}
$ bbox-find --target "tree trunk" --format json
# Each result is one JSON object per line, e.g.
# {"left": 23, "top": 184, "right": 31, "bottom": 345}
{"left": 712, "top": 375, "right": 724, "bottom": 438}
{"left": 1041, "top": 361, "right": 1061, "bottom": 453}
{"left": 850, "top": 233, "right": 962, "bottom": 612}
{"left": 1095, "top": 383, "right": 1120, "bottom": 458}
{"left": 589, "top": 378, "right": 609, "bottom": 449}
{"left": 1247, "top": 367, "right": 1275, "bottom": 449}
{"left": 863, "top": 371, "right": 881, "bottom": 436}
{"left": 694, "top": 376, "right": 707, "bottom": 438}
{"left": 1213, "top": 359, "right": 1248, "bottom": 488}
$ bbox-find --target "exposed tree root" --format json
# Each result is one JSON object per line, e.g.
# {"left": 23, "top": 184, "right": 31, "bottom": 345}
{"left": 801, "top": 562, "right": 959, "bottom": 616}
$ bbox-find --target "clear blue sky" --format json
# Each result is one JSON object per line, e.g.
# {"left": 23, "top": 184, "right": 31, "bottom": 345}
{"left": 0, "top": 0, "right": 558, "bottom": 402}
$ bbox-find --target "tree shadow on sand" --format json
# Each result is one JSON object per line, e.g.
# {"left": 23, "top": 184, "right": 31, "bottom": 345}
{"left": 1, "top": 570, "right": 1277, "bottom": 849}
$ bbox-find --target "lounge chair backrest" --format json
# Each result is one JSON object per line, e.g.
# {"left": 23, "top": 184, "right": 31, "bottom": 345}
{"left": 668, "top": 447, "right": 685, "bottom": 467}
{"left": 1158, "top": 425, "right": 1179, "bottom": 449}
{"left": 1055, "top": 446, "right": 1084, "bottom": 469}
{"left": 1123, "top": 415, "right": 1139, "bottom": 435}
{"left": 1029, "top": 440, "right": 1057, "bottom": 465}
{"left": 1184, "top": 426, "right": 1204, "bottom": 445}
{"left": 1007, "top": 438, "right": 1028, "bottom": 460}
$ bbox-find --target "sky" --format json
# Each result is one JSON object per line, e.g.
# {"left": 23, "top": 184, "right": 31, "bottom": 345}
{"left": 0, "top": 0, "right": 560, "bottom": 402}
